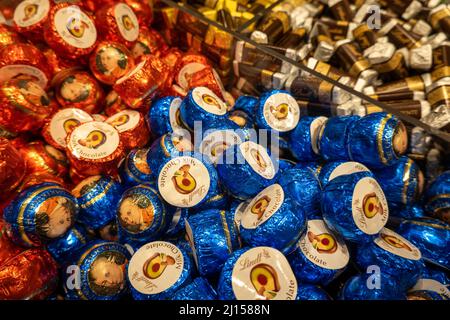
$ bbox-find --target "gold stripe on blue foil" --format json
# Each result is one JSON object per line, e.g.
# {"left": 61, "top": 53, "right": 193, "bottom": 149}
{"left": 219, "top": 210, "right": 232, "bottom": 253}
{"left": 377, "top": 114, "right": 392, "bottom": 165}
{"left": 160, "top": 134, "right": 171, "bottom": 158}
{"left": 402, "top": 159, "right": 413, "bottom": 204}
{"left": 79, "top": 180, "right": 114, "bottom": 209}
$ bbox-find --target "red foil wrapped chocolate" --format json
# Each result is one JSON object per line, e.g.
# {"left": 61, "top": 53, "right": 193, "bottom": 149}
{"left": 113, "top": 55, "right": 170, "bottom": 109}
{"left": 0, "top": 43, "right": 52, "bottom": 89}
{"left": 104, "top": 90, "right": 129, "bottom": 116}
{"left": 66, "top": 121, "right": 124, "bottom": 176}
{"left": 0, "top": 138, "right": 26, "bottom": 198}
{"left": 0, "top": 78, "right": 56, "bottom": 134}
{"left": 0, "top": 222, "right": 58, "bottom": 300}
{"left": 125, "top": 0, "right": 153, "bottom": 26}
{"left": 37, "top": 43, "right": 79, "bottom": 78}
{"left": 54, "top": 70, "right": 104, "bottom": 114}
{"left": 187, "top": 66, "right": 227, "bottom": 100}
{"left": 44, "top": 3, "right": 97, "bottom": 59}
{"left": 174, "top": 53, "right": 209, "bottom": 90}
{"left": 89, "top": 41, "right": 135, "bottom": 85}
{"left": 20, "top": 140, "right": 68, "bottom": 178}
{"left": 17, "top": 172, "right": 66, "bottom": 194}
{"left": 131, "top": 27, "right": 168, "bottom": 59}
{"left": 12, "top": 0, "right": 52, "bottom": 40}
{"left": 0, "top": 24, "right": 24, "bottom": 49}
{"left": 95, "top": 2, "right": 140, "bottom": 48}
{"left": 105, "top": 109, "right": 150, "bottom": 150}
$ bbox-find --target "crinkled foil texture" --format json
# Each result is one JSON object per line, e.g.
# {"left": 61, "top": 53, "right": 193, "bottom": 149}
{"left": 172, "top": 277, "right": 217, "bottom": 300}
{"left": 340, "top": 273, "right": 406, "bottom": 300}
{"left": 319, "top": 116, "right": 359, "bottom": 161}
{"left": 290, "top": 116, "right": 323, "bottom": 161}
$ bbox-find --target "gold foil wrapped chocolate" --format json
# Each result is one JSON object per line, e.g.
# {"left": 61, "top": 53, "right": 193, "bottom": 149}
{"left": 95, "top": 2, "right": 140, "bottom": 48}
{"left": 19, "top": 140, "right": 68, "bottom": 178}
{"left": 89, "top": 41, "right": 135, "bottom": 85}
{"left": 66, "top": 121, "right": 124, "bottom": 176}
{"left": 43, "top": 3, "right": 98, "bottom": 59}
{"left": 0, "top": 78, "right": 56, "bottom": 134}
{"left": 0, "top": 43, "right": 52, "bottom": 89}
{"left": 54, "top": 70, "right": 104, "bottom": 114}
{"left": 113, "top": 55, "right": 170, "bottom": 109}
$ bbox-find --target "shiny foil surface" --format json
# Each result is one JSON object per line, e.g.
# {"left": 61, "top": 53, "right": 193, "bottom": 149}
{"left": 43, "top": 4, "right": 98, "bottom": 59}
{"left": 0, "top": 137, "right": 26, "bottom": 197}
{"left": 89, "top": 41, "right": 135, "bottom": 85}
{"left": 0, "top": 24, "right": 24, "bottom": 48}
{"left": 128, "top": 241, "right": 193, "bottom": 300}
{"left": 290, "top": 116, "right": 327, "bottom": 161}
{"left": 165, "top": 207, "right": 190, "bottom": 237}
{"left": 321, "top": 171, "right": 385, "bottom": 243}
{"left": 72, "top": 175, "right": 122, "bottom": 230}
{"left": 340, "top": 273, "right": 406, "bottom": 300}
{"left": 117, "top": 185, "right": 170, "bottom": 250}
{"left": 132, "top": 26, "right": 168, "bottom": 59}
{"left": 19, "top": 141, "right": 68, "bottom": 178}
{"left": 407, "top": 266, "right": 450, "bottom": 300}
{"left": 425, "top": 171, "right": 450, "bottom": 223}
{"left": 106, "top": 110, "right": 149, "bottom": 150}
{"left": 12, "top": 0, "right": 52, "bottom": 39}
{"left": 319, "top": 115, "right": 359, "bottom": 161}
{"left": 278, "top": 167, "right": 322, "bottom": 219}
{"left": 240, "top": 184, "right": 307, "bottom": 254}
{"left": 4, "top": 182, "right": 79, "bottom": 247}
{"left": 216, "top": 143, "right": 278, "bottom": 200}
{"left": 55, "top": 70, "right": 104, "bottom": 114}
{"left": 296, "top": 284, "right": 331, "bottom": 300}
{"left": 186, "top": 209, "right": 240, "bottom": 277}
{"left": 217, "top": 248, "right": 248, "bottom": 300}
{"left": 63, "top": 240, "right": 131, "bottom": 300}
{"left": 373, "top": 156, "right": 423, "bottom": 207}
{"left": 233, "top": 95, "right": 258, "bottom": 120}
{"left": 348, "top": 112, "right": 407, "bottom": 168}
{"left": 180, "top": 87, "right": 229, "bottom": 131}
{"left": 318, "top": 161, "right": 346, "bottom": 187}
{"left": 355, "top": 228, "right": 425, "bottom": 290}
{"left": 147, "top": 96, "right": 184, "bottom": 137}
{"left": 119, "top": 148, "right": 155, "bottom": 188}
{"left": 172, "top": 277, "right": 218, "bottom": 300}
{"left": 397, "top": 218, "right": 450, "bottom": 270}
{"left": 46, "top": 223, "right": 89, "bottom": 265}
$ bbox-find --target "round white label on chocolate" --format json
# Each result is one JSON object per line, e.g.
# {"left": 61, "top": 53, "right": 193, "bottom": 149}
{"left": 263, "top": 92, "right": 300, "bottom": 132}
{"left": 299, "top": 219, "right": 350, "bottom": 270}
{"left": 68, "top": 121, "right": 120, "bottom": 160}
{"left": 128, "top": 241, "right": 184, "bottom": 295}
{"left": 310, "top": 117, "right": 327, "bottom": 155}
{"left": 231, "top": 247, "right": 297, "bottom": 300}
{"left": 234, "top": 201, "right": 250, "bottom": 232}
{"left": 352, "top": 177, "right": 389, "bottom": 235}
{"left": 0, "top": 65, "right": 48, "bottom": 88}
{"left": 328, "top": 162, "right": 370, "bottom": 182}
{"left": 191, "top": 87, "right": 227, "bottom": 115}
{"left": 106, "top": 110, "right": 140, "bottom": 133}
{"left": 409, "top": 279, "right": 450, "bottom": 299}
{"left": 374, "top": 228, "right": 421, "bottom": 260}
{"left": 50, "top": 108, "right": 93, "bottom": 148}
{"left": 199, "top": 130, "right": 242, "bottom": 164}
{"left": 14, "top": 0, "right": 50, "bottom": 27}
{"left": 158, "top": 156, "right": 210, "bottom": 208}
{"left": 240, "top": 141, "right": 275, "bottom": 179}
{"left": 184, "top": 219, "right": 199, "bottom": 268}
{"left": 168, "top": 97, "right": 183, "bottom": 132}
{"left": 54, "top": 5, "right": 97, "bottom": 49}
{"left": 114, "top": 3, "right": 139, "bottom": 42}
{"left": 241, "top": 184, "right": 284, "bottom": 229}
{"left": 177, "top": 63, "right": 206, "bottom": 90}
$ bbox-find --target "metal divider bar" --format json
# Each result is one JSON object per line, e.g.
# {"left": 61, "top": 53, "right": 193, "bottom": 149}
{"left": 236, "top": 0, "right": 287, "bottom": 33}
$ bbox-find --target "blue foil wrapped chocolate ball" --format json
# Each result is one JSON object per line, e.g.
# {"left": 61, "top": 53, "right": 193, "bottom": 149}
{"left": 117, "top": 184, "right": 171, "bottom": 250}
{"left": 119, "top": 148, "right": 155, "bottom": 187}
{"left": 390, "top": 204, "right": 426, "bottom": 222}
{"left": 318, "top": 161, "right": 370, "bottom": 187}
{"left": 217, "top": 141, "right": 278, "bottom": 200}
{"left": 233, "top": 95, "right": 258, "bottom": 118}
{"left": 47, "top": 224, "right": 89, "bottom": 265}
{"left": 147, "top": 96, "right": 185, "bottom": 137}
{"left": 217, "top": 247, "right": 298, "bottom": 300}
{"left": 396, "top": 218, "right": 450, "bottom": 269}
{"left": 63, "top": 241, "right": 131, "bottom": 300}
{"left": 373, "top": 156, "right": 424, "bottom": 208}
{"left": 407, "top": 266, "right": 450, "bottom": 300}
{"left": 172, "top": 277, "right": 218, "bottom": 300}
{"left": 340, "top": 273, "right": 406, "bottom": 300}
{"left": 296, "top": 284, "right": 331, "bottom": 300}
{"left": 424, "top": 171, "right": 450, "bottom": 223}
{"left": 147, "top": 133, "right": 193, "bottom": 176}
{"left": 319, "top": 115, "right": 359, "bottom": 161}
{"left": 127, "top": 241, "right": 193, "bottom": 300}
{"left": 278, "top": 167, "right": 322, "bottom": 219}
{"left": 355, "top": 227, "right": 424, "bottom": 290}
{"left": 4, "top": 182, "right": 79, "bottom": 247}
{"left": 185, "top": 209, "right": 241, "bottom": 277}
{"left": 278, "top": 159, "right": 296, "bottom": 174}
{"left": 156, "top": 152, "right": 220, "bottom": 209}
{"left": 239, "top": 184, "right": 307, "bottom": 254}
{"left": 228, "top": 109, "right": 254, "bottom": 129}
{"left": 165, "top": 207, "right": 190, "bottom": 237}
{"left": 321, "top": 171, "right": 388, "bottom": 243}
{"left": 255, "top": 90, "right": 301, "bottom": 134}
{"left": 288, "top": 219, "right": 350, "bottom": 286}
{"left": 180, "top": 86, "right": 229, "bottom": 131}
{"left": 348, "top": 112, "right": 408, "bottom": 168}
{"left": 72, "top": 175, "right": 122, "bottom": 230}
{"left": 289, "top": 116, "right": 327, "bottom": 161}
